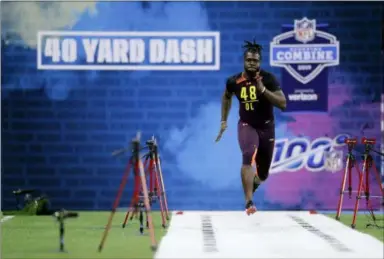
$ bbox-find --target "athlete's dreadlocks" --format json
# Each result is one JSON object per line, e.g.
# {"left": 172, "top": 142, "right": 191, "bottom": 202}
{"left": 243, "top": 39, "right": 263, "bottom": 58}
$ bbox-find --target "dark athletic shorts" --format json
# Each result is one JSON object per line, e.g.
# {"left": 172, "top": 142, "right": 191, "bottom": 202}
{"left": 237, "top": 120, "right": 275, "bottom": 181}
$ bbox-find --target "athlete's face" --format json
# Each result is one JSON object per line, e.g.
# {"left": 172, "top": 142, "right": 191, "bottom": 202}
{"left": 244, "top": 52, "right": 260, "bottom": 73}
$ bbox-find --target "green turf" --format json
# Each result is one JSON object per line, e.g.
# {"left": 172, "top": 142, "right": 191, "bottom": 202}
{"left": 328, "top": 214, "right": 384, "bottom": 242}
{"left": 1, "top": 211, "right": 169, "bottom": 259}
{"left": 2, "top": 210, "right": 383, "bottom": 259}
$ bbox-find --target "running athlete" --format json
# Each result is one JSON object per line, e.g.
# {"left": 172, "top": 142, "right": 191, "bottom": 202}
{"left": 215, "top": 40, "right": 287, "bottom": 215}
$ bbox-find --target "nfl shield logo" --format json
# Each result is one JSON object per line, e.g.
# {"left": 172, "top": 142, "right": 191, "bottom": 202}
{"left": 324, "top": 150, "right": 343, "bottom": 173}
{"left": 294, "top": 18, "right": 316, "bottom": 43}
{"left": 270, "top": 17, "right": 339, "bottom": 87}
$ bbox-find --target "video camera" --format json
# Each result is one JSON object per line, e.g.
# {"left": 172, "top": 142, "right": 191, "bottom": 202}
{"left": 53, "top": 210, "right": 79, "bottom": 220}
{"left": 13, "top": 188, "right": 51, "bottom": 215}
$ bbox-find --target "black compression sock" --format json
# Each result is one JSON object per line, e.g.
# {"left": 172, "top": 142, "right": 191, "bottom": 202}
{"left": 245, "top": 200, "right": 254, "bottom": 209}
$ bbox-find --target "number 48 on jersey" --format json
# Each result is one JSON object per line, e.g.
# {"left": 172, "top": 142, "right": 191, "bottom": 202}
{"left": 240, "top": 85, "right": 257, "bottom": 111}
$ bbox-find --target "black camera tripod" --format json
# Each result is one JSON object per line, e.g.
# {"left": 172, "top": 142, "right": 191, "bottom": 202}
{"left": 52, "top": 209, "right": 79, "bottom": 252}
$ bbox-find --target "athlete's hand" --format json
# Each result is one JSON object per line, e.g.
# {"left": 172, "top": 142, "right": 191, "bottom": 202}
{"left": 215, "top": 121, "right": 227, "bottom": 142}
{"left": 255, "top": 72, "right": 264, "bottom": 92}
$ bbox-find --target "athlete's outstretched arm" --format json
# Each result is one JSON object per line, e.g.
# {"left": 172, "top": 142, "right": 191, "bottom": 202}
{"left": 260, "top": 88, "right": 286, "bottom": 111}
{"left": 216, "top": 79, "right": 234, "bottom": 142}
{"left": 215, "top": 89, "right": 233, "bottom": 142}
{"left": 221, "top": 89, "right": 233, "bottom": 121}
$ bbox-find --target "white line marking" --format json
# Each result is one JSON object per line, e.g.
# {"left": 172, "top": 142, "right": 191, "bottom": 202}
{"left": 0, "top": 216, "right": 14, "bottom": 224}
{"left": 155, "top": 211, "right": 383, "bottom": 259}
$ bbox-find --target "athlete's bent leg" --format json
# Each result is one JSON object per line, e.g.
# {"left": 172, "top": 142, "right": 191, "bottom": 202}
{"left": 237, "top": 121, "right": 259, "bottom": 214}
{"left": 253, "top": 127, "right": 275, "bottom": 193}
{"left": 241, "top": 153, "right": 257, "bottom": 204}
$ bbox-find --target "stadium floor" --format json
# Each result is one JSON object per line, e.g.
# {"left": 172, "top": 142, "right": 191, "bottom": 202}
{"left": 1, "top": 211, "right": 383, "bottom": 259}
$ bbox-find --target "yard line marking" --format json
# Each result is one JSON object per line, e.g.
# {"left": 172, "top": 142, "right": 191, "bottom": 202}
{"left": 0, "top": 216, "right": 14, "bottom": 224}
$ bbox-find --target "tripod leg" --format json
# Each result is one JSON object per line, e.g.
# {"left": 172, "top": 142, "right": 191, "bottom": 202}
{"left": 149, "top": 158, "right": 154, "bottom": 196}
{"left": 358, "top": 178, "right": 376, "bottom": 221}
{"left": 98, "top": 160, "right": 132, "bottom": 252}
{"left": 348, "top": 159, "right": 352, "bottom": 198}
{"left": 154, "top": 161, "right": 167, "bottom": 228}
{"left": 132, "top": 202, "right": 140, "bottom": 220}
{"left": 138, "top": 158, "right": 157, "bottom": 250}
{"left": 129, "top": 191, "right": 138, "bottom": 221}
{"left": 366, "top": 198, "right": 376, "bottom": 221}
{"left": 155, "top": 156, "right": 170, "bottom": 220}
{"left": 123, "top": 210, "right": 131, "bottom": 226}
{"left": 132, "top": 167, "right": 143, "bottom": 221}
{"left": 123, "top": 171, "right": 140, "bottom": 228}
{"left": 371, "top": 162, "right": 384, "bottom": 197}
{"left": 59, "top": 220, "right": 65, "bottom": 252}
{"left": 143, "top": 156, "right": 153, "bottom": 203}
{"left": 336, "top": 157, "right": 350, "bottom": 220}
{"left": 365, "top": 160, "right": 370, "bottom": 202}
{"left": 143, "top": 156, "right": 150, "bottom": 176}
{"left": 366, "top": 163, "right": 384, "bottom": 222}
{"left": 139, "top": 210, "right": 144, "bottom": 234}
{"left": 145, "top": 210, "right": 149, "bottom": 228}
{"left": 351, "top": 160, "right": 366, "bottom": 229}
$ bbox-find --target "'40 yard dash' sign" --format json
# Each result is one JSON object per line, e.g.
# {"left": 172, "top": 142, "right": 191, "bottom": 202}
{"left": 270, "top": 18, "right": 340, "bottom": 112}
{"left": 37, "top": 31, "right": 220, "bottom": 71}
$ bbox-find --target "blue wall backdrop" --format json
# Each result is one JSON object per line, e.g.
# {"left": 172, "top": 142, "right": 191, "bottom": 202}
{"left": 1, "top": 1, "right": 383, "bottom": 211}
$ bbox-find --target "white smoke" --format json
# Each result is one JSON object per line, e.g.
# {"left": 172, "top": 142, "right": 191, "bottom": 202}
{"left": 1, "top": 2, "right": 97, "bottom": 48}
{"left": 163, "top": 102, "right": 242, "bottom": 189}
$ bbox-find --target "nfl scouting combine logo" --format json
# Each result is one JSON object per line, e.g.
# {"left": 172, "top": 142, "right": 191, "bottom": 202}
{"left": 270, "top": 18, "right": 340, "bottom": 112}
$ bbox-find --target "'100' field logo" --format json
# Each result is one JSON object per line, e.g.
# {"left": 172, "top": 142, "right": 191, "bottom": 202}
{"left": 270, "top": 17, "right": 340, "bottom": 84}
{"left": 270, "top": 134, "right": 347, "bottom": 174}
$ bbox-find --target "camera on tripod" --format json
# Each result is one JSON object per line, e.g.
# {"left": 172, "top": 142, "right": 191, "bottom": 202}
{"left": 52, "top": 209, "right": 79, "bottom": 252}
{"left": 99, "top": 132, "right": 169, "bottom": 252}
{"left": 344, "top": 138, "right": 357, "bottom": 154}
{"left": 146, "top": 139, "right": 155, "bottom": 146}
{"left": 12, "top": 188, "right": 51, "bottom": 215}
{"left": 53, "top": 210, "right": 79, "bottom": 220}
{"left": 146, "top": 139, "right": 157, "bottom": 153}
{"left": 362, "top": 137, "right": 376, "bottom": 147}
